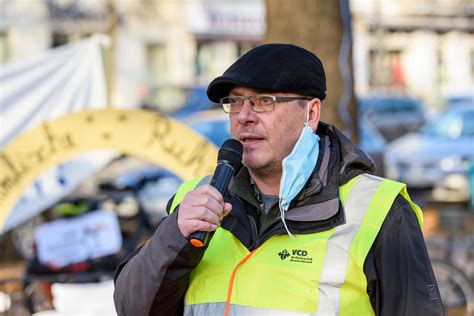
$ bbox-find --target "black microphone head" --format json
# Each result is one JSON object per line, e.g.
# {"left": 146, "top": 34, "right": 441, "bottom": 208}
{"left": 218, "top": 139, "right": 243, "bottom": 168}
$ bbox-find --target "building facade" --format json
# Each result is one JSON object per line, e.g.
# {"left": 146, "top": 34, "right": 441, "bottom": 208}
{"left": 351, "top": 0, "right": 474, "bottom": 107}
{"left": 0, "top": 0, "right": 265, "bottom": 110}
{"left": 0, "top": 0, "right": 472, "bottom": 110}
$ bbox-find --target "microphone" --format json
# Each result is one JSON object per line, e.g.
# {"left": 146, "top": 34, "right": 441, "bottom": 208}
{"left": 189, "top": 139, "right": 243, "bottom": 247}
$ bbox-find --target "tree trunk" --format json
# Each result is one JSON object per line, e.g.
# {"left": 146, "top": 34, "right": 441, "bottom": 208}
{"left": 265, "top": 0, "right": 358, "bottom": 141}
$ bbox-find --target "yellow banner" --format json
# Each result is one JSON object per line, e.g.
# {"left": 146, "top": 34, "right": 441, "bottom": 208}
{"left": 0, "top": 108, "right": 218, "bottom": 231}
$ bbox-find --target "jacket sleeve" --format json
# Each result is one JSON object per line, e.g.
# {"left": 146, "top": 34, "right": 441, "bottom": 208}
{"left": 113, "top": 207, "right": 206, "bottom": 316}
{"left": 364, "top": 194, "right": 445, "bottom": 316}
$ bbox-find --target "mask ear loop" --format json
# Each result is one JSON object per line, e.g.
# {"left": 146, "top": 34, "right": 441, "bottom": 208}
{"left": 279, "top": 206, "right": 295, "bottom": 240}
{"left": 304, "top": 100, "right": 311, "bottom": 127}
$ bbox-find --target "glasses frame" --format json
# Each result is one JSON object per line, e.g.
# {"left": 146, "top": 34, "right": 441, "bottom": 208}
{"left": 220, "top": 95, "right": 314, "bottom": 114}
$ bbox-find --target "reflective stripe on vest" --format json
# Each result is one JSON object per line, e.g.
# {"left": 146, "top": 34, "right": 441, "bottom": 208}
{"left": 170, "top": 174, "right": 422, "bottom": 315}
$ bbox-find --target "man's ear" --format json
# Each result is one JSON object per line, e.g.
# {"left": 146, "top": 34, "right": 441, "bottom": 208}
{"left": 308, "top": 98, "right": 321, "bottom": 131}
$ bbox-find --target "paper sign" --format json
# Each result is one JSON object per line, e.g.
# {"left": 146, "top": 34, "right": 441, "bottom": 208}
{"left": 35, "top": 210, "right": 122, "bottom": 268}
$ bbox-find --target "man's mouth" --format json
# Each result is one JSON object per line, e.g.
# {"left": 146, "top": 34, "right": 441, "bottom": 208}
{"left": 239, "top": 134, "right": 265, "bottom": 143}
{"left": 241, "top": 137, "right": 263, "bottom": 142}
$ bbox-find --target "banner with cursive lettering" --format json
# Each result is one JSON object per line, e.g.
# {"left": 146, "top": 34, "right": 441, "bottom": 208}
{"left": 0, "top": 35, "right": 117, "bottom": 232}
{"left": 0, "top": 108, "right": 218, "bottom": 233}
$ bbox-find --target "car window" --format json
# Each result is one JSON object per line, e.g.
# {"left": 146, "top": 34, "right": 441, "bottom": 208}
{"left": 378, "top": 100, "right": 420, "bottom": 114}
{"left": 421, "top": 109, "right": 474, "bottom": 139}
{"left": 461, "top": 112, "right": 474, "bottom": 137}
{"left": 362, "top": 98, "right": 421, "bottom": 115}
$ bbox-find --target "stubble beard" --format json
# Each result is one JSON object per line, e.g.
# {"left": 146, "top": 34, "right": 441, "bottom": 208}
{"left": 243, "top": 154, "right": 282, "bottom": 180}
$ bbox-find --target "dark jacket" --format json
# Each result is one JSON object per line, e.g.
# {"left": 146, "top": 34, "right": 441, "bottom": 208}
{"left": 113, "top": 123, "right": 444, "bottom": 316}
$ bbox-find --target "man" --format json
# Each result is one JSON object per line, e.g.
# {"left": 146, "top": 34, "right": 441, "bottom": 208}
{"left": 114, "top": 44, "right": 444, "bottom": 315}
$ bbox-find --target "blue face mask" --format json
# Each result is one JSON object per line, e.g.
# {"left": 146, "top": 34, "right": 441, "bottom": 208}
{"left": 279, "top": 106, "right": 320, "bottom": 238}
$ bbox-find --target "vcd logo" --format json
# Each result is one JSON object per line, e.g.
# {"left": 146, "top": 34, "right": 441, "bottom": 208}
{"left": 292, "top": 249, "right": 308, "bottom": 257}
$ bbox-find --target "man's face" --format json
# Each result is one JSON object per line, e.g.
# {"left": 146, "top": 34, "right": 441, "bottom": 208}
{"left": 228, "top": 86, "right": 309, "bottom": 177}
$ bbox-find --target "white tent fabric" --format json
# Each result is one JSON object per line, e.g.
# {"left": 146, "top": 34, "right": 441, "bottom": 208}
{"left": 0, "top": 35, "right": 110, "bottom": 146}
{"left": 0, "top": 35, "right": 117, "bottom": 232}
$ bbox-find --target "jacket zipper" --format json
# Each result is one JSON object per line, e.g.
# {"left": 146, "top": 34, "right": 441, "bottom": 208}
{"left": 247, "top": 214, "right": 260, "bottom": 250}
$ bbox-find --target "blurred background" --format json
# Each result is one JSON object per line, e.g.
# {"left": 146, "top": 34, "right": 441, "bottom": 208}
{"left": 0, "top": 0, "right": 473, "bottom": 315}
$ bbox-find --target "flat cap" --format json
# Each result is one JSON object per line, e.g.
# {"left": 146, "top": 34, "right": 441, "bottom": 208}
{"left": 207, "top": 43, "right": 326, "bottom": 103}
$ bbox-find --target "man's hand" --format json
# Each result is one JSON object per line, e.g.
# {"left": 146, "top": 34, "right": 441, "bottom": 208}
{"left": 177, "top": 184, "right": 232, "bottom": 239}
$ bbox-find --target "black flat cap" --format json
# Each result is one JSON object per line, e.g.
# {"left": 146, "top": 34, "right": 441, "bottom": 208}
{"left": 207, "top": 43, "right": 326, "bottom": 103}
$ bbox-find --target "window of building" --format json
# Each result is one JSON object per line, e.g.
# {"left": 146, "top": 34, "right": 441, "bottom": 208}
{"left": 196, "top": 41, "right": 257, "bottom": 83}
{"left": 147, "top": 43, "right": 168, "bottom": 86}
{"left": 369, "top": 49, "right": 405, "bottom": 89}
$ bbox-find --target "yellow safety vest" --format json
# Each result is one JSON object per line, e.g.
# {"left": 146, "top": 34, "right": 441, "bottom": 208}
{"left": 170, "top": 173, "right": 423, "bottom": 316}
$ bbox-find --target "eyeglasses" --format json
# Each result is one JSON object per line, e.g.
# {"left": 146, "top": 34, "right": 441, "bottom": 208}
{"left": 220, "top": 95, "right": 313, "bottom": 114}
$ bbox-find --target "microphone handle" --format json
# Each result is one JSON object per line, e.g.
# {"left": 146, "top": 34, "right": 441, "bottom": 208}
{"left": 189, "top": 162, "right": 234, "bottom": 247}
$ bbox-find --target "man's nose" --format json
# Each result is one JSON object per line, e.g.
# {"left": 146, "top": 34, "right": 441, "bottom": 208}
{"left": 237, "top": 100, "right": 257, "bottom": 124}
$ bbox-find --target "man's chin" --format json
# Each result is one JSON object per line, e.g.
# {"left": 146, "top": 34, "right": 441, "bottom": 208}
{"left": 243, "top": 157, "right": 276, "bottom": 174}
{"left": 242, "top": 155, "right": 260, "bottom": 169}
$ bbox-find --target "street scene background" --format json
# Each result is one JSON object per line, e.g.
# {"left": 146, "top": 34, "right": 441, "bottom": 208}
{"left": 0, "top": 0, "right": 473, "bottom": 315}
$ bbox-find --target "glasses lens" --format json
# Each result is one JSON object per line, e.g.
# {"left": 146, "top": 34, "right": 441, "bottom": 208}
{"left": 221, "top": 96, "right": 242, "bottom": 113}
{"left": 252, "top": 95, "right": 275, "bottom": 112}
{"left": 221, "top": 95, "right": 280, "bottom": 113}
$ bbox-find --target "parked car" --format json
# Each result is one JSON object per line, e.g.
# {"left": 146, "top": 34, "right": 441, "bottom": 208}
{"left": 384, "top": 106, "right": 474, "bottom": 202}
{"left": 358, "top": 95, "right": 425, "bottom": 142}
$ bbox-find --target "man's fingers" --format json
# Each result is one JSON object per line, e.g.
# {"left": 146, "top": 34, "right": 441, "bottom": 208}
{"left": 191, "top": 194, "right": 225, "bottom": 214}
{"left": 192, "top": 208, "right": 220, "bottom": 226}
{"left": 189, "top": 219, "right": 217, "bottom": 233}
{"left": 177, "top": 185, "right": 232, "bottom": 238}
{"left": 192, "top": 185, "right": 224, "bottom": 204}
